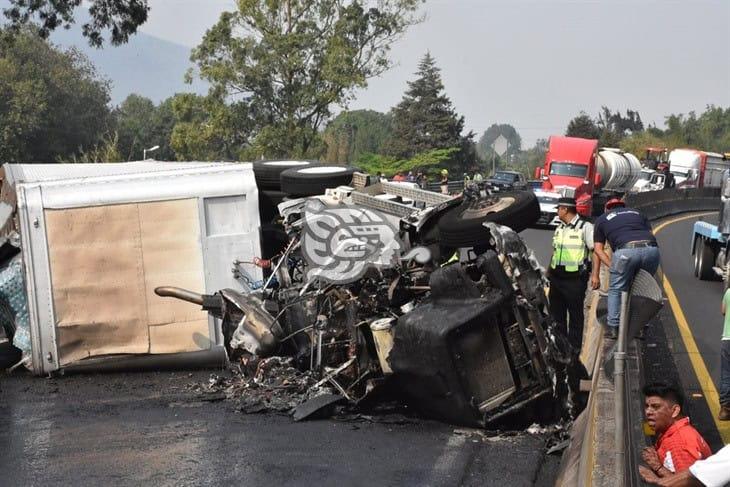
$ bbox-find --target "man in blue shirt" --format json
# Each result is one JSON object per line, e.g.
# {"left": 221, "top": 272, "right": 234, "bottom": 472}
{"left": 591, "top": 198, "right": 661, "bottom": 339}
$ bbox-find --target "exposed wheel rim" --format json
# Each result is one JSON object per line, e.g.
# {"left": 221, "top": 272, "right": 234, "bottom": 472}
{"left": 461, "top": 196, "right": 515, "bottom": 219}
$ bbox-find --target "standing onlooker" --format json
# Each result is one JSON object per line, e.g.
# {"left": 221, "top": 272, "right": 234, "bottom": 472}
{"left": 440, "top": 169, "right": 449, "bottom": 195}
{"left": 416, "top": 171, "right": 427, "bottom": 189}
{"left": 640, "top": 382, "right": 712, "bottom": 479}
{"left": 591, "top": 198, "right": 660, "bottom": 339}
{"left": 720, "top": 288, "right": 730, "bottom": 420}
{"left": 547, "top": 197, "right": 594, "bottom": 354}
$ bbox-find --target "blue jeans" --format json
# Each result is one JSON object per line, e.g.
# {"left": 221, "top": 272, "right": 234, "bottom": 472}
{"left": 607, "top": 246, "right": 661, "bottom": 327}
{"left": 721, "top": 340, "right": 730, "bottom": 406}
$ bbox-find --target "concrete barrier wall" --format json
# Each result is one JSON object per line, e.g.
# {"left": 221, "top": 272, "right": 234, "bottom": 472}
{"left": 556, "top": 188, "right": 720, "bottom": 487}
{"left": 624, "top": 187, "right": 720, "bottom": 220}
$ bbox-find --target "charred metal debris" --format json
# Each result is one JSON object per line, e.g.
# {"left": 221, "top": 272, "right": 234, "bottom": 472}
{"left": 158, "top": 178, "right": 587, "bottom": 428}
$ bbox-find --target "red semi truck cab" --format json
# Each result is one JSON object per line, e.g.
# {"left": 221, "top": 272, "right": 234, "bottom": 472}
{"left": 539, "top": 136, "right": 599, "bottom": 217}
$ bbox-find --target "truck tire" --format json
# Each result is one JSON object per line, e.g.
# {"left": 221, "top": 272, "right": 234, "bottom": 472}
{"left": 693, "top": 237, "right": 701, "bottom": 278}
{"left": 697, "top": 238, "right": 717, "bottom": 281}
{"left": 253, "top": 160, "right": 315, "bottom": 190}
{"left": 280, "top": 166, "right": 356, "bottom": 196}
{"left": 258, "top": 190, "right": 286, "bottom": 224}
{"left": 437, "top": 191, "right": 539, "bottom": 248}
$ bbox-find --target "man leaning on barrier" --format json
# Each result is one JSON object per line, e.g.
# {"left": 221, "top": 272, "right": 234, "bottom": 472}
{"left": 590, "top": 198, "right": 660, "bottom": 339}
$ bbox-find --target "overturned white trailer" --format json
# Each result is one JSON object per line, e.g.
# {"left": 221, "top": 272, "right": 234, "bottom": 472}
{"left": 0, "top": 162, "right": 262, "bottom": 375}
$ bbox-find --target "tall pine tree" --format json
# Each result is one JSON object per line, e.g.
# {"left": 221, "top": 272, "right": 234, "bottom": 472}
{"left": 385, "top": 53, "right": 470, "bottom": 160}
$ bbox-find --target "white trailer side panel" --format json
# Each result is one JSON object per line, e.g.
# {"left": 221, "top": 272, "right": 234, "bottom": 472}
{"left": 8, "top": 162, "right": 262, "bottom": 374}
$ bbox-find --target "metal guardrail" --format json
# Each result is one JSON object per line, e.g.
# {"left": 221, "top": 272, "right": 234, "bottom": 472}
{"left": 380, "top": 181, "right": 453, "bottom": 206}
{"left": 350, "top": 192, "right": 419, "bottom": 218}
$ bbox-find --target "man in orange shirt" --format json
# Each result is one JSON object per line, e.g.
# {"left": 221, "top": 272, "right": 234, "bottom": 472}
{"left": 641, "top": 382, "right": 712, "bottom": 480}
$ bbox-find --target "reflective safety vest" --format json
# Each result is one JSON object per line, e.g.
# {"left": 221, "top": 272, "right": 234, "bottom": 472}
{"left": 550, "top": 219, "right": 588, "bottom": 272}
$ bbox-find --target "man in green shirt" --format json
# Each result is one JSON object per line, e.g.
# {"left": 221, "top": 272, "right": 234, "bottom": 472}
{"left": 720, "top": 288, "right": 730, "bottom": 420}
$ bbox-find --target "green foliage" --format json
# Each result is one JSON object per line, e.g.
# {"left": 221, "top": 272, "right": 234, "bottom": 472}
{"left": 323, "top": 110, "right": 392, "bottom": 164}
{"left": 618, "top": 131, "right": 668, "bottom": 159}
{"left": 113, "top": 94, "right": 176, "bottom": 160}
{"left": 0, "top": 28, "right": 112, "bottom": 163}
{"left": 59, "top": 133, "right": 124, "bottom": 163}
{"left": 565, "top": 112, "right": 601, "bottom": 140}
{"left": 3, "top": 0, "right": 149, "bottom": 47}
{"left": 476, "top": 123, "right": 522, "bottom": 160}
{"left": 566, "top": 107, "right": 644, "bottom": 147}
{"left": 169, "top": 93, "right": 254, "bottom": 161}
{"left": 384, "top": 53, "right": 467, "bottom": 159}
{"left": 596, "top": 107, "right": 643, "bottom": 146}
{"left": 619, "top": 105, "right": 730, "bottom": 155}
{"left": 509, "top": 139, "right": 547, "bottom": 179}
{"left": 356, "top": 147, "right": 459, "bottom": 176}
{"left": 190, "top": 0, "right": 423, "bottom": 159}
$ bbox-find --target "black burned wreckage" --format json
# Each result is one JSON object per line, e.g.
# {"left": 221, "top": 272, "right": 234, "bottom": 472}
{"left": 155, "top": 164, "right": 587, "bottom": 428}
{"left": 0, "top": 161, "right": 585, "bottom": 429}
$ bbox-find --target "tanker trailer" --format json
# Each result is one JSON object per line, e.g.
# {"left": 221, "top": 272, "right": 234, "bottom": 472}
{"left": 539, "top": 137, "right": 642, "bottom": 217}
{"left": 595, "top": 148, "right": 642, "bottom": 191}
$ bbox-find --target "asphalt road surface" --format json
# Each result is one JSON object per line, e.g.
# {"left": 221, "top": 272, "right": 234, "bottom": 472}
{"left": 646, "top": 211, "right": 728, "bottom": 450}
{"left": 0, "top": 371, "right": 560, "bottom": 486}
{"left": 521, "top": 227, "right": 553, "bottom": 269}
{"left": 0, "top": 227, "right": 563, "bottom": 487}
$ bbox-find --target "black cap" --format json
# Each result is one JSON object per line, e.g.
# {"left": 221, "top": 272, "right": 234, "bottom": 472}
{"left": 557, "top": 197, "right": 577, "bottom": 208}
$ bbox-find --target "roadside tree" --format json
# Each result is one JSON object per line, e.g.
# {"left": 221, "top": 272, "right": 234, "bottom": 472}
{"left": 323, "top": 110, "right": 392, "bottom": 164}
{"left": 2, "top": 0, "right": 149, "bottom": 46}
{"left": 169, "top": 93, "right": 255, "bottom": 161}
{"left": 0, "top": 29, "right": 112, "bottom": 163}
{"left": 385, "top": 53, "right": 470, "bottom": 159}
{"left": 113, "top": 94, "right": 176, "bottom": 161}
{"left": 565, "top": 112, "right": 601, "bottom": 140}
{"left": 190, "top": 0, "right": 424, "bottom": 159}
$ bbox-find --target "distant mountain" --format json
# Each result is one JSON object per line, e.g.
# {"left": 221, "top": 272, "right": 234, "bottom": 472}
{"left": 50, "top": 28, "right": 209, "bottom": 106}
{"left": 0, "top": 0, "right": 208, "bottom": 105}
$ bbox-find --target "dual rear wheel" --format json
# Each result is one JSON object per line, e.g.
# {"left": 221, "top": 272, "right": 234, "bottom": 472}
{"left": 694, "top": 237, "right": 720, "bottom": 282}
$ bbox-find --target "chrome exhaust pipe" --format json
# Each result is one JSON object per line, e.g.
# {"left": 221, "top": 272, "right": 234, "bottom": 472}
{"left": 154, "top": 286, "right": 205, "bottom": 306}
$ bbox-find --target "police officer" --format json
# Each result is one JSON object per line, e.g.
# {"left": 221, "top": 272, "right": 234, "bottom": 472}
{"left": 549, "top": 197, "right": 594, "bottom": 354}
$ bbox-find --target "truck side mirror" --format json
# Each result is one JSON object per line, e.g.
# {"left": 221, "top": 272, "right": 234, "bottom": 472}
{"left": 594, "top": 173, "right": 602, "bottom": 186}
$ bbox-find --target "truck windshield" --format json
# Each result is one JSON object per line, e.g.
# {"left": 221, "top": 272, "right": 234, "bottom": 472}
{"left": 549, "top": 162, "right": 587, "bottom": 178}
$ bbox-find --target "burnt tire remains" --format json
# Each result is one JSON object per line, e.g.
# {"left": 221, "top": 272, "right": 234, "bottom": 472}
{"left": 253, "top": 160, "right": 315, "bottom": 190}
{"left": 437, "top": 191, "right": 540, "bottom": 248}
{"left": 280, "top": 166, "right": 356, "bottom": 196}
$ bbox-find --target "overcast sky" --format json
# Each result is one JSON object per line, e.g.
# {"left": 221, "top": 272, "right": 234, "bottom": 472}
{"left": 140, "top": 0, "right": 730, "bottom": 146}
